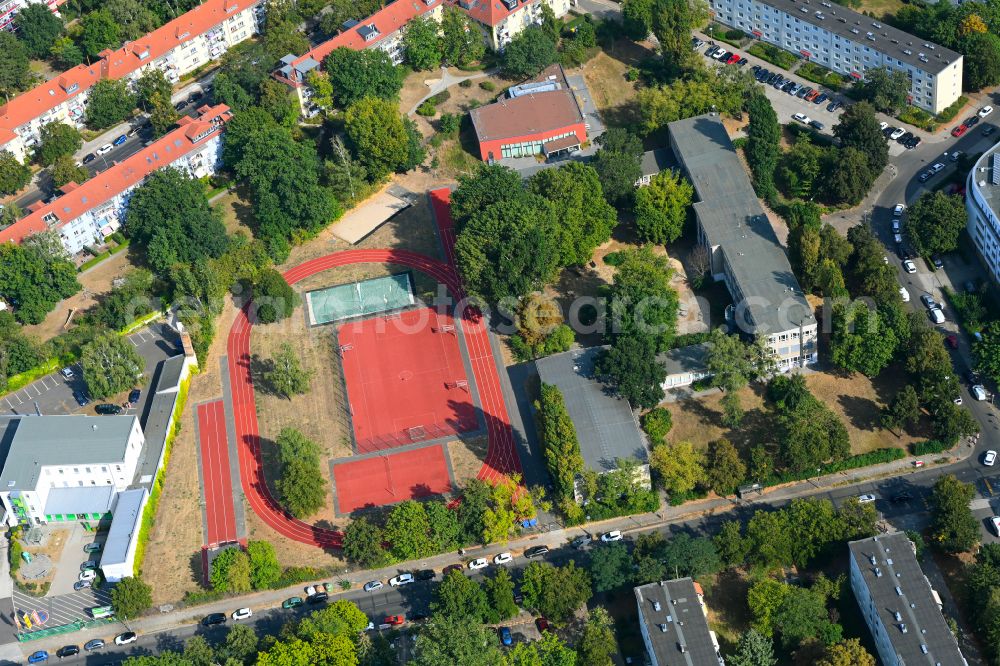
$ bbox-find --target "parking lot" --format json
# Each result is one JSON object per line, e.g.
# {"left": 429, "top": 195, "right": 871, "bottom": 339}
{"left": 12, "top": 583, "right": 112, "bottom": 630}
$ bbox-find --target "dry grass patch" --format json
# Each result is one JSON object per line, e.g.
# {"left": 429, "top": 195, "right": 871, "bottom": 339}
{"left": 448, "top": 435, "right": 489, "bottom": 483}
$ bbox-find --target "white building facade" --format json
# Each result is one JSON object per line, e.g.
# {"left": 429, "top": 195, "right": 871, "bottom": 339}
{"left": 967, "top": 144, "right": 1000, "bottom": 285}
{"left": 707, "top": 0, "right": 962, "bottom": 114}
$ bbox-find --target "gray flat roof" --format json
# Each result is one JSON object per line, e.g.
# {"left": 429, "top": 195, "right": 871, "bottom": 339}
{"left": 635, "top": 578, "right": 722, "bottom": 666}
{"left": 43, "top": 486, "right": 115, "bottom": 516}
{"left": 756, "top": 0, "right": 960, "bottom": 75}
{"left": 658, "top": 343, "right": 710, "bottom": 376}
{"left": 640, "top": 148, "right": 677, "bottom": 177}
{"left": 668, "top": 115, "right": 814, "bottom": 337}
{"left": 972, "top": 144, "right": 1000, "bottom": 221}
{"left": 101, "top": 487, "right": 147, "bottom": 568}
{"left": 133, "top": 355, "right": 185, "bottom": 487}
{"left": 0, "top": 415, "right": 138, "bottom": 491}
{"left": 849, "top": 533, "right": 966, "bottom": 665}
{"left": 535, "top": 347, "right": 648, "bottom": 474}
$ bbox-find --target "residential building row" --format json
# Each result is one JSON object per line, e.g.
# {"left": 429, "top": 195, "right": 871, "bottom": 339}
{"left": 0, "top": 0, "right": 261, "bottom": 161}
{"left": 273, "top": 0, "right": 572, "bottom": 114}
{"left": 966, "top": 144, "right": 1000, "bottom": 286}
{"left": 0, "top": 104, "right": 232, "bottom": 255}
{"left": 707, "top": 0, "right": 962, "bottom": 114}
{"left": 635, "top": 578, "right": 725, "bottom": 666}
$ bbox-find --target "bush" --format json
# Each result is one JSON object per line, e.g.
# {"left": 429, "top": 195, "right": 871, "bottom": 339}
{"left": 671, "top": 332, "right": 711, "bottom": 349}
{"left": 459, "top": 79, "right": 472, "bottom": 88}
{"left": 428, "top": 90, "right": 451, "bottom": 105}
{"left": 439, "top": 113, "right": 461, "bottom": 136}
{"left": 936, "top": 95, "right": 968, "bottom": 124}
{"left": 910, "top": 440, "right": 951, "bottom": 456}
{"left": 417, "top": 101, "right": 437, "bottom": 117}
{"left": 9, "top": 537, "right": 22, "bottom": 574}
{"left": 479, "top": 81, "right": 496, "bottom": 92}
{"left": 898, "top": 106, "right": 936, "bottom": 132}
{"left": 108, "top": 231, "right": 126, "bottom": 245}
{"left": 797, "top": 62, "right": 845, "bottom": 91}
{"left": 641, "top": 407, "right": 673, "bottom": 443}
{"left": 732, "top": 137, "right": 748, "bottom": 150}
{"left": 748, "top": 43, "right": 799, "bottom": 70}
{"left": 603, "top": 250, "right": 625, "bottom": 266}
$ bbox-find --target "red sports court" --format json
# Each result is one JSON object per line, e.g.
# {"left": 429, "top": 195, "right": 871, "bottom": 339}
{"left": 332, "top": 445, "right": 453, "bottom": 513}
{"left": 338, "top": 306, "right": 478, "bottom": 452}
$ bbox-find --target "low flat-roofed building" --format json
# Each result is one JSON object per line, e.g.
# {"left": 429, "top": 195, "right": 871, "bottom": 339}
{"left": 658, "top": 343, "right": 711, "bottom": 390}
{"left": 668, "top": 114, "right": 817, "bottom": 370}
{"left": 635, "top": 578, "right": 725, "bottom": 666}
{"left": 849, "top": 532, "right": 967, "bottom": 666}
{"left": 99, "top": 487, "right": 148, "bottom": 582}
{"left": 535, "top": 347, "right": 650, "bottom": 487}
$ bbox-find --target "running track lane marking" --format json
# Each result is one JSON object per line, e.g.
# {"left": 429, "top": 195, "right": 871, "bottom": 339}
{"left": 226, "top": 249, "right": 522, "bottom": 548}
{"left": 196, "top": 400, "right": 239, "bottom": 546}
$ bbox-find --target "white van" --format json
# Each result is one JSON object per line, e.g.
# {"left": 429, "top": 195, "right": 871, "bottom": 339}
{"left": 899, "top": 287, "right": 910, "bottom": 302}
{"left": 929, "top": 307, "right": 945, "bottom": 324}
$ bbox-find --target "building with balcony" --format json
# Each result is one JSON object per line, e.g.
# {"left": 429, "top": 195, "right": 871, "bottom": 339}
{"left": 849, "top": 533, "right": 966, "bottom": 666}
{"left": 0, "top": 0, "right": 61, "bottom": 34}
{"left": 0, "top": 104, "right": 232, "bottom": 255}
{"left": 668, "top": 114, "right": 817, "bottom": 369}
{"left": 0, "top": 0, "right": 261, "bottom": 161}
{"left": 966, "top": 143, "right": 1000, "bottom": 285}
{"left": 707, "top": 0, "right": 962, "bottom": 114}
{"left": 458, "top": 0, "right": 571, "bottom": 51}
{"left": 0, "top": 415, "right": 144, "bottom": 527}
{"left": 635, "top": 578, "right": 725, "bottom": 666}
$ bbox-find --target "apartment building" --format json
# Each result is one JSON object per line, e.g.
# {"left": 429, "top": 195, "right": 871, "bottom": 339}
{"left": 458, "top": 0, "right": 571, "bottom": 51}
{"left": 0, "top": 0, "right": 260, "bottom": 161}
{"left": 0, "top": 104, "right": 232, "bottom": 255}
{"left": 966, "top": 144, "right": 1000, "bottom": 285}
{"left": 0, "top": 415, "right": 144, "bottom": 527}
{"left": 707, "top": 0, "right": 962, "bottom": 114}
{"left": 0, "top": 0, "right": 61, "bottom": 33}
{"left": 668, "top": 114, "right": 817, "bottom": 369}
{"left": 849, "top": 533, "right": 967, "bottom": 666}
{"left": 635, "top": 578, "right": 725, "bottom": 666}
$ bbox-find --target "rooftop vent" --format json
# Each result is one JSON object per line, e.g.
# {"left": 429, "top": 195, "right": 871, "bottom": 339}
{"left": 653, "top": 601, "right": 661, "bottom": 612}
{"left": 895, "top": 586, "right": 903, "bottom": 596}
{"left": 659, "top": 624, "right": 668, "bottom": 633}
{"left": 921, "top": 645, "right": 929, "bottom": 654}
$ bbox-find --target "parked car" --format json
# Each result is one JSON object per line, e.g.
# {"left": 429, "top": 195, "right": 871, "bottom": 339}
{"left": 95, "top": 403, "right": 122, "bottom": 415}
{"left": 78, "top": 569, "right": 96, "bottom": 582}
{"left": 468, "top": 558, "right": 489, "bottom": 570}
{"left": 56, "top": 645, "right": 79, "bottom": 658}
{"left": 973, "top": 385, "right": 988, "bottom": 401}
{"left": 499, "top": 626, "right": 513, "bottom": 646}
{"left": 966, "top": 115, "right": 980, "bottom": 127}
{"left": 737, "top": 57, "right": 748, "bottom": 66}
{"left": 726, "top": 53, "right": 741, "bottom": 65}
{"left": 115, "top": 632, "right": 137, "bottom": 645}
{"left": 73, "top": 580, "right": 91, "bottom": 591}
{"left": 572, "top": 535, "right": 592, "bottom": 549}
{"left": 893, "top": 203, "right": 904, "bottom": 217}
{"left": 202, "top": 613, "right": 227, "bottom": 626}
{"left": 984, "top": 450, "right": 997, "bottom": 466}
{"left": 879, "top": 121, "right": 889, "bottom": 131}
{"left": 857, "top": 494, "right": 877, "bottom": 503}
{"left": 231, "top": 608, "right": 252, "bottom": 621}
{"left": 796, "top": 86, "right": 811, "bottom": 98}
{"left": 307, "top": 592, "right": 329, "bottom": 604}
{"left": 128, "top": 389, "right": 141, "bottom": 404}
{"left": 112, "top": 134, "right": 127, "bottom": 146}
{"left": 389, "top": 573, "right": 414, "bottom": 587}
{"left": 174, "top": 100, "right": 187, "bottom": 111}
{"left": 601, "top": 530, "right": 623, "bottom": 542}
{"left": 415, "top": 569, "right": 436, "bottom": 581}
{"left": 899, "top": 287, "right": 910, "bottom": 303}
{"left": 384, "top": 615, "right": 405, "bottom": 626}
{"left": 28, "top": 651, "right": 48, "bottom": 663}
{"left": 96, "top": 143, "right": 113, "bottom": 155}
{"left": 980, "top": 106, "right": 994, "bottom": 118}
{"left": 929, "top": 307, "right": 945, "bottom": 324}
{"left": 984, "top": 125, "right": 997, "bottom": 136}
{"left": 363, "top": 580, "right": 384, "bottom": 592}
{"left": 898, "top": 131, "right": 914, "bottom": 144}
{"left": 83, "top": 542, "right": 101, "bottom": 553}
{"left": 84, "top": 639, "right": 105, "bottom": 651}
{"left": 82, "top": 153, "right": 96, "bottom": 164}
{"left": 903, "top": 260, "right": 916, "bottom": 273}
{"left": 282, "top": 597, "right": 303, "bottom": 609}
{"left": 931, "top": 254, "right": 944, "bottom": 268}
{"left": 827, "top": 100, "right": 842, "bottom": 112}
{"left": 920, "top": 294, "right": 937, "bottom": 309}
{"left": 992, "top": 516, "right": 1000, "bottom": 537}
{"left": 905, "top": 135, "right": 921, "bottom": 149}
{"left": 809, "top": 119, "right": 824, "bottom": 130}
{"left": 792, "top": 112, "right": 811, "bottom": 124}
{"left": 813, "top": 92, "right": 828, "bottom": 104}
{"left": 73, "top": 392, "right": 89, "bottom": 407}
{"left": 494, "top": 552, "right": 513, "bottom": 565}
{"left": 951, "top": 124, "right": 968, "bottom": 137}
{"left": 80, "top": 560, "right": 97, "bottom": 571}
{"left": 535, "top": 617, "right": 551, "bottom": 633}
{"left": 946, "top": 334, "right": 959, "bottom": 349}
{"left": 524, "top": 545, "right": 549, "bottom": 558}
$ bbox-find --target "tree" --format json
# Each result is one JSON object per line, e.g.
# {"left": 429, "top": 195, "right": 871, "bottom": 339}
{"left": 773, "top": 384, "right": 850, "bottom": 473}
{"left": 0, "top": 151, "right": 30, "bottom": 195}
{"left": 929, "top": 474, "right": 978, "bottom": 552}
{"left": 705, "top": 438, "right": 747, "bottom": 496}
{"left": 275, "top": 428, "right": 327, "bottom": 519}
{"left": 502, "top": 27, "right": 558, "bottom": 79}
{"left": 591, "top": 128, "right": 643, "bottom": 205}
{"left": 485, "top": 567, "right": 520, "bottom": 622}
{"left": 650, "top": 441, "right": 704, "bottom": 495}
{"left": 727, "top": 629, "right": 776, "bottom": 666}
{"left": 823, "top": 147, "right": 872, "bottom": 206}
{"left": 181, "top": 636, "right": 215, "bottom": 666}
{"left": 520, "top": 560, "right": 592, "bottom": 622}
{"left": 0, "top": 242, "right": 79, "bottom": 324}
{"left": 621, "top": 0, "right": 654, "bottom": 39}
{"left": 344, "top": 96, "right": 424, "bottom": 180}
{"left": 298, "top": 600, "right": 369, "bottom": 638}
{"left": 906, "top": 190, "right": 967, "bottom": 256}
{"left": 714, "top": 520, "right": 749, "bottom": 568}
{"left": 595, "top": 331, "right": 666, "bottom": 409}
{"left": 745, "top": 91, "right": 780, "bottom": 200}
{"left": 36, "top": 122, "right": 82, "bottom": 166}
{"left": 403, "top": 17, "right": 442, "bottom": 70}
{"left": 110, "top": 577, "right": 152, "bottom": 620}
{"left": 15, "top": 3, "right": 62, "bottom": 59}
{"left": 650, "top": 0, "right": 703, "bottom": 75}
{"left": 705, "top": 328, "right": 763, "bottom": 421}
{"left": 858, "top": 66, "right": 910, "bottom": 113}
{"left": 432, "top": 569, "right": 490, "bottom": 622}
{"left": 49, "top": 154, "right": 87, "bottom": 189}
{"left": 148, "top": 92, "right": 179, "bottom": 137}
{"left": 0, "top": 32, "right": 28, "bottom": 95}
{"left": 537, "top": 383, "right": 584, "bottom": 499}
{"left": 833, "top": 102, "right": 888, "bottom": 177}
{"left": 264, "top": 343, "right": 313, "bottom": 398}
{"left": 246, "top": 540, "right": 281, "bottom": 590}
{"left": 528, "top": 162, "right": 616, "bottom": 266}
{"left": 503, "top": 633, "right": 577, "bottom": 666}
{"left": 80, "top": 333, "right": 144, "bottom": 399}
{"left": 963, "top": 32, "right": 1000, "bottom": 90}
{"left": 440, "top": 6, "right": 484, "bottom": 66}
{"left": 638, "top": 74, "right": 745, "bottom": 136}
{"left": 933, "top": 401, "right": 979, "bottom": 447}
{"left": 577, "top": 607, "right": 616, "bottom": 666}
{"left": 882, "top": 384, "right": 921, "bottom": 432}
{"left": 589, "top": 541, "right": 631, "bottom": 593}
{"left": 210, "top": 547, "right": 252, "bottom": 593}
{"left": 816, "top": 639, "right": 875, "bottom": 666}
{"left": 324, "top": 47, "right": 404, "bottom": 108}
{"left": 342, "top": 517, "right": 390, "bottom": 568}
{"left": 86, "top": 79, "right": 136, "bottom": 130}
{"left": 260, "top": 79, "right": 300, "bottom": 127}
{"left": 262, "top": 6, "right": 310, "bottom": 61}
{"left": 384, "top": 500, "right": 434, "bottom": 560}
{"left": 134, "top": 69, "right": 173, "bottom": 112}
{"left": 426, "top": 500, "right": 461, "bottom": 552}
{"left": 778, "top": 136, "right": 825, "bottom": 200}
{"left": 450, "top": 164, "right": 525, "bottom": 226}
{"left": 609, "top": 245, "right": 679, "bottom": 350}
{"left": 771, "top": 585, "right": 842, "bottom": 649}
{"left": 412, "top": 615, "right": 504, "bottom": 666}
{"left": 81, "top": 9, "right": 121, "bottom": 58}
{"left": 830, "top": 303, "right": 898, "bottom": 377}
{"left": 633, "top": 169, "right": 692, "bottom": 245}
{"left": 641, "top": 407, "right": 672, "bottom": 444}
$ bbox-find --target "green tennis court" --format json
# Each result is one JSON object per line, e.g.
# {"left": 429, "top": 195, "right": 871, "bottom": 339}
{"left": 305, "top": 273, "right": 415, "bottom": 325}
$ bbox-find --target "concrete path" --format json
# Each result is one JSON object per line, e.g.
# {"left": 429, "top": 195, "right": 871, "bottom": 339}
{"left": 406, "top": 66, "right": 493, "bottom": 116}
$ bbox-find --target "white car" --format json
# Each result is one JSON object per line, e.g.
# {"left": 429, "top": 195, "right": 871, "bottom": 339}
{"left": 893, "top": 203, "right": 905, "bottom": 217}
{"left": 929, "top": 307, "right": 945, "bottom": 324}
{"left": 879, "top": 121, "right": 889, "bottom": 131}
{"left": 792, "top": 113, "right": 811, "bottom": 125}
{"left": 78, "top": 569, "right": 96, "bottom": 582}
{"left": 493, "top": 552, "right": 513, "bottom": 565}
{"left": 954, "top": 396, "right": 963, "bottom": 405}
{"left": 899, "top": 287, "right": 910, "bottom": 302}
{"left": 893, "top": 233, "right": 904, "bottom": 244}
{"left": 114, "top": 632, "right": 137, "bottom": 646}
{"left": 973, "top": 385, "right": 988, "bottom": 401}
{"left": 930, "top": 162, "right": 945, "bottom": 174}
{"left": 892, "top": 219, "right": 901, "bottom": 232}
{"left": 363, "top": 580, "right": 383, "bottom": 592}
{"left": 389, "top": 573, "right": 414, "bottom": 587}
{"left": 600, "top": 530, "right": 623, "bottom": 542}
{"left": 890, "top": 127, "right": 906, "bottom": 140}
{"left": 857, "top": 494, "right": 877, "bottom": 503}
{"left": 468, "top": 558, "right": 489, "bottom": 570}
{"left": 992, "top": 516, "right": 1000, "bottom": 537}
{"left": 903, "top": 260, "right": 916, "bottom": 273}
{"left": 980, "top": 106, "right": 994, "bottom": 118}
{"left": 232, "top": 607, "right": 252, "bottom": 621}
{"left": 305, "top": 585, "right": 316, "bottom": 595}
{"left": 984, "top": 450, "right": 997, "bottom": 466}
{"left": 96, "top": 143, "right": 113, "bottom": 155}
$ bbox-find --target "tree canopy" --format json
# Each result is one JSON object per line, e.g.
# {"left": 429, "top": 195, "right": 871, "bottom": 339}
{"left": 906, "top": 190, "right": 967, "bottom": 257}
{"left": 344, "top": 96, "right": 425, "bottom": 180}
{"left": 403, "top": 17, "right": 442, "bottom": 70}
{"left": 929, "top": 474, "right": 979, "bottom": 552}
{"left": 80, "top": 333, "right": 144, "bottom": 399}
{"left": 0, "top": 241, "right": 79, "bottom": 324}
{"left": 634, "top": 169, "right": 693, "bottom": 244}
{"left": 502, "top": 27, "right": 558, "bottom": 79}
{"left": 324, "top": 47, "right": 404, "bottom": 108}
{"left": 14, "top": 3, "right": 63, "bottom": 59}
{"left": 85, "top": 79, "right": 136, "bottom": 130}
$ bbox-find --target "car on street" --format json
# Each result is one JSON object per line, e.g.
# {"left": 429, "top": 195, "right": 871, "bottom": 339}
{"left": 892, "top": 218, "right": 901, "bottom": 232}
{"left": 28, "top": 651, "right": 48, "bottom": 663}
{"left": 468, "top": 558, "right": 489, "bottom": 570}
{"left": 827, "top": 100, "right": 842, "bottom": 112}
{"left": 893, "top": 203, "right": 904, "bottom": 217}
{"left": 499, "top": 626, "right": 513, "bottom": 645}
{"left": 893, "top": 233, "right": 903, "bottom": 244}
{"left": 536, "top": 617, "right": 551, "bottom": 633}
{"left": 112, "top": 134, "right": 127, "bottom": 146}
{"left": 363, "top": 580, "right": 384, "bottom": 592}
{"left": 890, "top": 127, "right": 906, "bottom": 140}
{"left": 929, "top": 307, "right": 945, "bottom": 324}
{"left": 416, "top": 569, "right": 436, "bottom": 581}
{"left": 232, "top": 608, "right": 252, "bottom": 621}
{"left": 992, "top": 516, "right": 1000, "bottom": 537}
{"left": 282, "top": 597, "right": 303, "bottom": 609}
{"left": 950, "top": 150, "right": 963, "bottom": 162}
{"left": 973, "top": 385, "right": 988, "bottom": 401}
{"left": 73, "top": 580, "right": 91, "bottom": 591}
{"left": 966, "top": 115, "right": 980, "bottom": 127}
{"left": 188, "top": 91, "right": 204, "bottom": 103}
{"left": 81, "top": 560, "right": 97, "bottom": 571}
{"left": 175, "top": 100, "right": 187, "bottom": 111}
{"left": 954, "top": 395, "right": 963, "bottom": 405}
{"left": 203, "top": 613, "right": 227, "bottom": 626}
{"left": 946, "top": 334, "right": 959, "bottom": 349}
{"left": 899, "top": 287, "right": 910, "bottom": 302}
{"left": 903, "top": 260, "right": 916, "bottom": 273}
{"left": 601, "top": 530, "right": 623, "bottom": 542}
{"left": 115, "top": 632, "right": 137, "bottom": 645}
{"left": 952, "top": 124, "right": 969, "bottom": 137}
{"left": 985, "top": 450, "right": 997, "bottom": 466}
{"left": 56, "top": 645, "right": 79, "bottom": 658}
{"left": 128, "top": 388, "right": 141, "bottom": 404}
{"left": 96, "top": 143, "right": 113, "bottom": 155}
{"left": 494, "top": 552, "right": 513, "bottom": 565}
{"left": 95, "top": 403, "right": 121, "bottom": 415}
{"left": 985, "top": 125, "right": 997, "bottom": 136}
{"left": 84, "top": 639, "right": 105, "bottom": 651}
{"left": 809, "top": 119, "right": 824, "bottom": 130}
{"left": 981, "top": 106, "right": 994, "bottom": 118}
{"left": 572, "top": 535, "right": 592, "bottom": 549}
{"left": 857, "top": 494, "right": 877, "bottom": 503}
{"left": 73, "top": 391, "right": 89, "bottom": 407}
{"left": 82, "top": 153, "right": 95, "bottom": 164}
{"left": 879, "top": 121, "right": 889, "bottom": 131}
{"left": 793, "top": 113, "right": 811, "bottom": 125}
{"left": 384, "top": 615, "right": 405, "bottom": 626}
{"left": 307, "top": 592, "right": 329, "bottom": 604}
{"left": 524, "top": 545, "right": 549, "bottom": 558}
{"left": 967, "top": 370, "right": 981, "bottom": 384}
{"left": 83, "top": 542, "right": 101, "bottom": 553}
{"left": 931, "top": 254, "right": 944, "bottom": 268}
{"left": 389, "top": 573, "right": 414, "bottom": 587}
{"left": 78, "top": 569, "right": 96, "bottom": 581}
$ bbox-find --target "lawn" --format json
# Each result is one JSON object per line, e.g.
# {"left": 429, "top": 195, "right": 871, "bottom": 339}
{"left": 748, "top": 43, "right": 799, "bottom": 71}
{"left": 576, "top": 40, "right": 651, "bottom": 128}
{"left": 797, "top": 61, "right": 847, "bottom": 91}
{"left": 857, "top": 0, "right": 907, "bottom": 18}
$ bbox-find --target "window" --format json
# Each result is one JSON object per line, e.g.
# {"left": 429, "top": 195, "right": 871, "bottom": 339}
{"left": 73, "top": 467, "right": 79, "bottom": 473}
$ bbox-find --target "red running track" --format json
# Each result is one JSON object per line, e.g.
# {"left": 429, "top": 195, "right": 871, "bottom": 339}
{"left": 196, "top": 400, "right": 239, "bottom": 547}
{"left": 227, "top": 247, "right": 521, "bottom": 548}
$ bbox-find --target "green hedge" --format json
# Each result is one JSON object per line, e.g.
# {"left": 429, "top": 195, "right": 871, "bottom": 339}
{"left": 78, "top": 239, "right": 130, "bottom": 272}
{"left": 910, "top": 440, "right": 950, "bottom": 456}
{"left": 748, "top": 43, "right": 799, "bottom": 70}
{"left": 898, "top": 106, "right": 936, "bottom": 132}
{"left": 797, "top": 62, "right": 845, "bottom": 91}
{"left": 767, "top": 447, "right": 906, "bottom": 485}
{"left": 670, "top": 332, "right": 710, "bottom": 349}
{"left": 936, "top": 95, "right": 968, "bottom": 124}
{"left": 416, "top": 101, "right": 437, "bottom": 117}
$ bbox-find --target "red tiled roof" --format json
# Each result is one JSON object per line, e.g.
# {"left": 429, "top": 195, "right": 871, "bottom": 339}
{"left": 0, "top": 0, "right": 257, "bottom": 133}
{"left": 458, "top": 0, "right": 525, "bottom": 28}
{"left": 0, "top": 105, "right": 232, "bottom": 245}
{"left": 470, "top": 89, "right": 583, "bottom": 142}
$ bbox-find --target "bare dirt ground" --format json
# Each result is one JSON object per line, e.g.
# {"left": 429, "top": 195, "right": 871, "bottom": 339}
{"left": 21, "top": 251, "right": 132, "bottom": 343}
{"left": 215, "top": 188, "right": 255, "bottom": 235}
{"left": 575, "top": 41, "right": 650, "bottom": 126}
{"left": 665, "top": 369, "right": 926, "bottom": 455}
{"left": 448, "top": 435, "right": 489, "bottom": 484}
